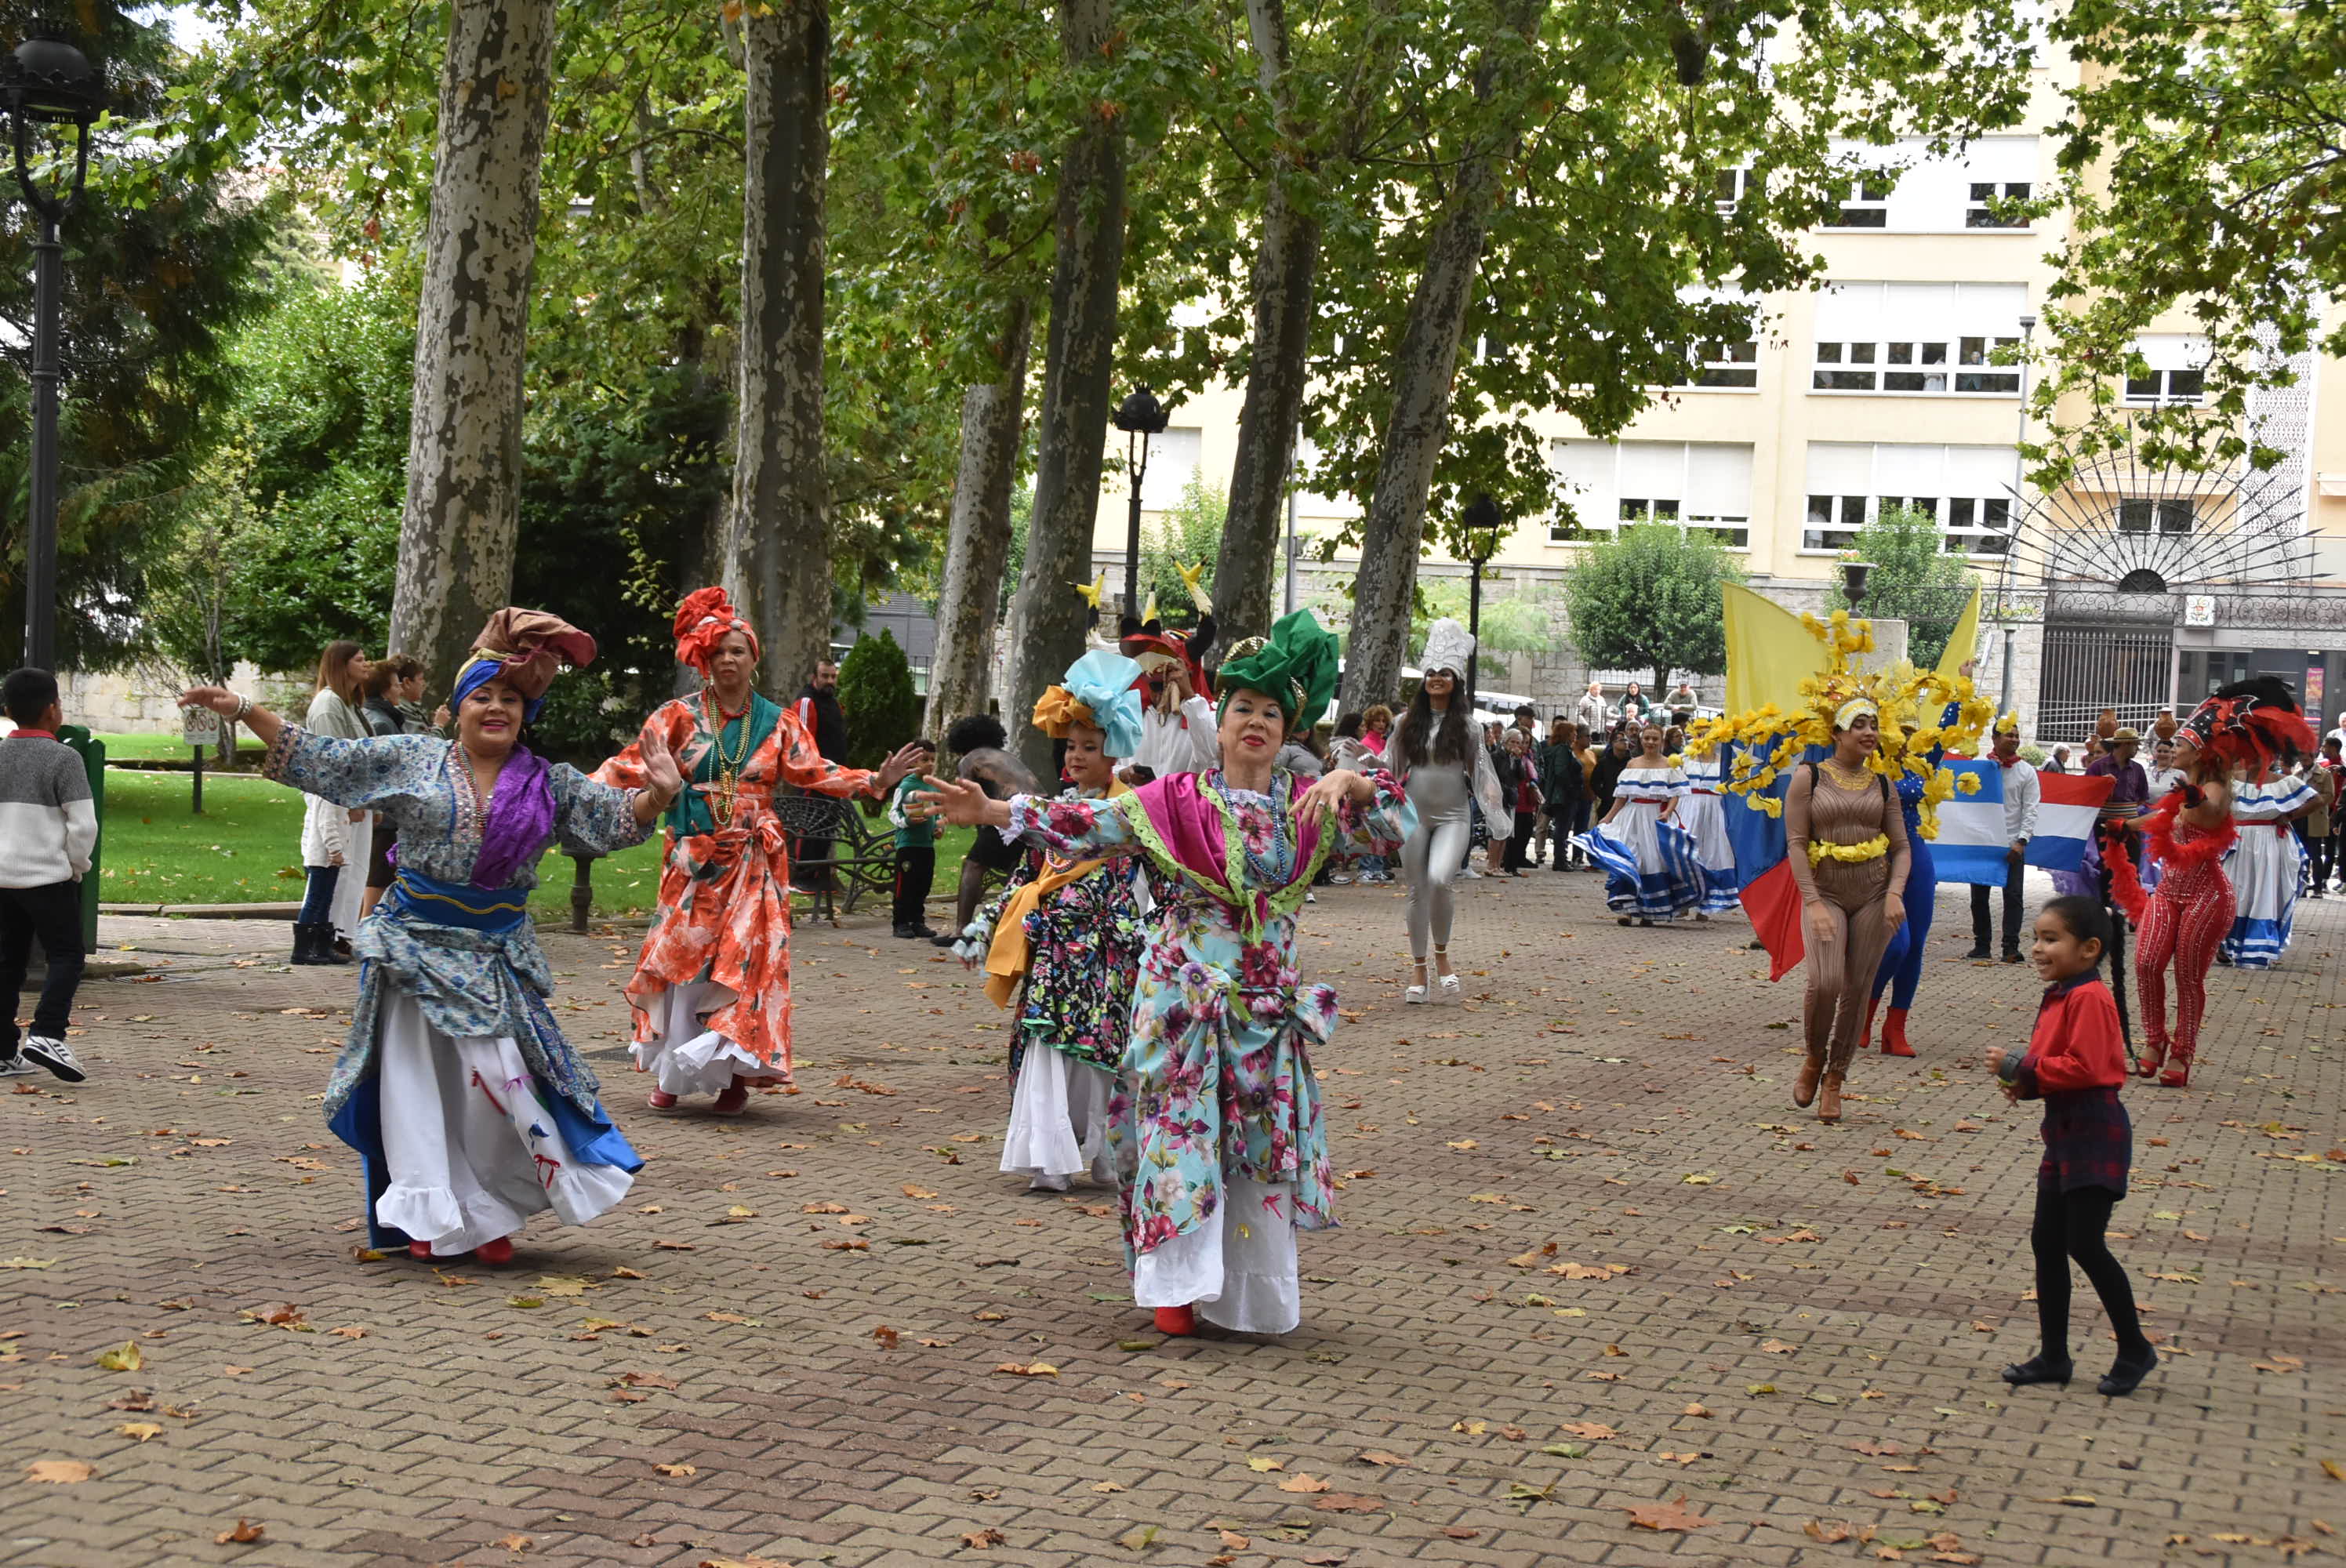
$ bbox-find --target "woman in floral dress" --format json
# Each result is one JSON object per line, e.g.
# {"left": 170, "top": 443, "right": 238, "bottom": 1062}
{"left": 180, "top": 609, "right": 685, "bottom": 1263}
{"left": 923, "top": 610, "right": 1412, "bottom": 1337}
{"left": 964, "top": 650, "right": 1151, "bottom": 1192}
{"left": 597, "top": 588, "right": 924, "bottom": 1113}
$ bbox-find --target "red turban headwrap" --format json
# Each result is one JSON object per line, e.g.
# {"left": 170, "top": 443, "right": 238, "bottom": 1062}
{"left": 674, "top": 587, "right": 761, "bottom": 675}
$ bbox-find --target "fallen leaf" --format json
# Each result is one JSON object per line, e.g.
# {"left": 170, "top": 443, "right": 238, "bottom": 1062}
{"left": 654, "top": 1461, "right": 697, "bottom": 1478}
{"left": 1278, "top": 1473, "right": 1333, "bottom": 1493}
{"left": 115, "top": 1422, "right": 162, "bottom": 1442}
{"left": 1806, "top": 1520, "right": 1857, "bottom": 1543}
{"left": 27, "top": 1459, "right": 93, "bottom": 1484}
{"left": 329, "top": 1326, "right": 368, "bottom": 1340}
{"left": 1622, "top": 1494, "right": 1712, "bottom": 1533}
{"left": 494, "top": 1534, "right": 532, "bottom": 1553}
{"left": 536, "top": 1276, "right": 590, "bottom": 1298}
{"left": 1683, "top": 1403, "right": 1712, "bottom": 1417}
{"left": 993, "top": 1361, "right": 1058, "bottom": 1377}
{"left": 1246, "top": 1457, "right": 1286, "bottom": 1472}
{"left": 94, "top": 1342, "right": 142, "bottom": 1373}
{"left": 215, "top": 1519, "right": 264, "bottom": 1544}
{"left": 903, "top": 1185, "right": 939, "bottom": 1200}
{"left": 1560, "top": 1421, "right": 1618, "bottom": 1440}
{"left": 871, "top": 1325, "right": 900, "bottom": 1351}
{"left": 1356, "top": 1450, "right": 1414, "bottom": 1468}
{"left": 962, "top": 1526, "right": 1006, "bottom": 1547}
{"left": 1117, "top": 1523, "right": 1159, "bottom": 1552}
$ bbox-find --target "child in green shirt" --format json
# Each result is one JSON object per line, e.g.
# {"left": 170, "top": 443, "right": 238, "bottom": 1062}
{"left": 888, "top": 739, "right": 939, "bottom": 939}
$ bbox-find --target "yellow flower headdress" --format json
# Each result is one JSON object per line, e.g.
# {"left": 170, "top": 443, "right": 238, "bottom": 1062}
{"left": 1687, "top": 608, "right": 1996, "bottom": 839}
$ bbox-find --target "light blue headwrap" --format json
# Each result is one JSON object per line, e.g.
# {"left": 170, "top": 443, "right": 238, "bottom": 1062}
{"left": 1035, "top": 649, "right": 1146, "bottom": 760}
{"left": 452, "top": 658, "right": 551, "bottom": 723}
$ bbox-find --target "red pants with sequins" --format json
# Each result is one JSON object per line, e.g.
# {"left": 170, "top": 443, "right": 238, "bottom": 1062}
{"left": 2134, "top": 882, "right": 2235, "bottom": 1062}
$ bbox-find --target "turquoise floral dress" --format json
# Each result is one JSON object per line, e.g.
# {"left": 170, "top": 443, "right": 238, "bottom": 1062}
{"left": 1000, "top": 769, "right": 1412, "bottom": 1265}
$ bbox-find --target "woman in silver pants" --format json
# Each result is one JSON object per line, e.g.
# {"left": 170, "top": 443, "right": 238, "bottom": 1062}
{"left": 1389, "top": 619, "right": 1508, "bottom": 1004}
{"left": 1400, "top": 760, "right": 1475, "bottom": 1000}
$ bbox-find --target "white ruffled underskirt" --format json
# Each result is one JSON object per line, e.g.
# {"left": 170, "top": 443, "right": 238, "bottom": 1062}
{"left": 373, "top": 989, "right": 634, "bottom": 1254}
{"left": 1131, "top": 1174, "right": 1302, "bottom": 1335}
{"left": 1000, "top": 1045, "right": 1116, "bottom": 1183}
{"left": 630, "top": 978, "right": 763, "bottom": 1098}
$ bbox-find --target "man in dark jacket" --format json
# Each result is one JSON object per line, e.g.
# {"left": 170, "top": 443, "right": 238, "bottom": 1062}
{"left": 1536, "top": 718, "right": 1585, "bottom": 869}
{"left": 789, "top": 659, "right": 848, "bottom": 893}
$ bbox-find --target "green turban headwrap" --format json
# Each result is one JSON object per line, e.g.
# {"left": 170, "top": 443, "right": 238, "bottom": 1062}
{"left": 1216, "top": 608, "right": 1340, "bottom": 731}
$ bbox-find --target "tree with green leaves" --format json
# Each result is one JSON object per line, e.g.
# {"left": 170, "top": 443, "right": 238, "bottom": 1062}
{"left": 0, "top": 2, "right": 278, "bottom": 672}
{"left": 2033, "top": 0, "right": 2346, "bottom": 476}
{"left": 836, "top": 627, "right": 921, "bottom": 768}
{"left": 1825, "top": 506, "right": 1977, "bottom": 670}
{"left": 1563, "top": 525, "right": 1744, "bottom": 695}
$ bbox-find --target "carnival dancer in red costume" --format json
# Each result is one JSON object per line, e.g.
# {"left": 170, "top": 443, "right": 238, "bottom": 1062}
{"left": 598, "top": 590, "right": 925, "bottom": 1113}
{"left": 2116, "top": 677, "right": 2314, "bottom": 1088}
{"left": 1117, "top": 589, "right": 1218, "bottom": 779}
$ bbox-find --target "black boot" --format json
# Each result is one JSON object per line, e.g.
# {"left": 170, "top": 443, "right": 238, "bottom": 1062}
{"left": 290, "top": 923, "right": 328, "bottom": 965}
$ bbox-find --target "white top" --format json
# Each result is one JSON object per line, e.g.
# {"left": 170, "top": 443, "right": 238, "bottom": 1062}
{"left": 1614, "top": 763, "right": 1688, "bottom": 805}
{"left": 2232, "top": 777, "right": 2313, "bottom": 823}
{"left": 1131, "top": 695, "right": 1218, "bottom": 775}
{"left": 1992, "top": 757, "right": 2041, "bottom": 840}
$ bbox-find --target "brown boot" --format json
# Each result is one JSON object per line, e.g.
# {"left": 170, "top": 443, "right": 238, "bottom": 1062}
{"left": 1817, "top": 1071, "right": 1845, "bottom": 1123}
{"left": 1793, "top": 1049, "right": 1825, "bottom": 1109}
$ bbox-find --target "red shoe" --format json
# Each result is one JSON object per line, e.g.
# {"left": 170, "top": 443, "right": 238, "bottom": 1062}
{"left": 2135, "top": 1040, "right": 2167, "bottom": 1079}
{"left": 474, "top": 1236, "right": 515, "bottom": 1266}
{"left": 1879, "top": 1007, "right": 1916, "bottom": 1057}
{"left": 407, "top": 1240, "right": 434, "bottom": 1261}
{"left": 1153, "top": 1305, "right": 1197, "bottom": 1337}
{"left": 647, "top": 1090, "right": 678, "bottom": 1110}
{"left": 711, "top": 1080, "right": 750, "bottom": 1116}
{"left": 2158, "top": 1052, "right": 2192, "bottom": 1089}
{"left": 1859, "top": 996, "right": 1880, "bottom": 1053}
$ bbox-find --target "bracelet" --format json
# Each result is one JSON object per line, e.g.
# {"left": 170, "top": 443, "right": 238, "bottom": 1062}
{"left": 232, "top": 693, "right": 252, "bottom": 720}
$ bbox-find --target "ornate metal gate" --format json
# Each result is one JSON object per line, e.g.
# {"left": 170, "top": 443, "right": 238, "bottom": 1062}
{"left": 2036, "top": 620, "right": 2174, "bottom": 742}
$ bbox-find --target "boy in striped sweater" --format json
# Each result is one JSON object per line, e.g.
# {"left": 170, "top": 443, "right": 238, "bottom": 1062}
{"left": 0, "top": 668, "right": 95, "bottom": 1083}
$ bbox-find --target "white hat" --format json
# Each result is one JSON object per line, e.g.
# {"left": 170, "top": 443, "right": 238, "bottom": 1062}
{"left": 1420, "top": 617, "right": 1476, "bottom": 678}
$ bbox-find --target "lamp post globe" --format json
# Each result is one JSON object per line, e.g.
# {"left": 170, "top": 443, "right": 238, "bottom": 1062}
{"left": 6, "top": 17, "right": 105, "bottom": 673}
{"left": 1111, "top": 387, "right": 1171, "bottom": 621}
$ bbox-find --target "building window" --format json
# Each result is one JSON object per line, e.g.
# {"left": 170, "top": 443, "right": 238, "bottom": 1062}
{"left": 1832, "top": 176, "right": 1891, "bottom": 228}
{"left": 2125, "top": 367, "right": 2206, "bottom": 405}
{"left": 1813, "top": 341, "right": 1877, "bottom": 391}
{"left": 1683, "top": 339, "right": 1758, "bottom": 388}
{"left": 1619, "top": 498, "right": 1680, "bottom": 524}
{"left": 1804, "top": 494, "right": 1868, "bottom": 550}
{"left": 1551, "top": 440, "right": 1752, "bottom": 546}
{"left": 2118, "top": 498, "right": 2195, "bottom": 535}
{"left": 1953, "top": 336, "right": 2022, "bottom": 394}
{"left": 1947, "top": 495, "right": 2012, "bottom": 553}
{"left": 1965, "top": 180, "right": 2031, "bottom": 228}
{"left": 1882, "top": 339, "right": 1949, "bottom": 392}
{"left": 1714, "top": 168, "right": 1753, "bottom": 212}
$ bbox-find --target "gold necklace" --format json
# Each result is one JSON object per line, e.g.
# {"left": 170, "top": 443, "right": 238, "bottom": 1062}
{"left": 703, "top": 690, "right": 754, "bottom": 826}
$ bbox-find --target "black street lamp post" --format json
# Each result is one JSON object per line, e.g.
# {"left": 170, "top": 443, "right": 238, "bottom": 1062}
{"left": 1462, "top": 492, "right": 1505, "bottom": 713}
{"left": 1111, "top": 387, "right": 1168, "bottom": 622}
{"left": 3, "top": 20, "right": 104, "bottom": 672}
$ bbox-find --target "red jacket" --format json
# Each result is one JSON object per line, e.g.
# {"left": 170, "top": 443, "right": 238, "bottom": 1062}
{"left": 2011, "top": 974, "right": 2128, "bottom": 1098}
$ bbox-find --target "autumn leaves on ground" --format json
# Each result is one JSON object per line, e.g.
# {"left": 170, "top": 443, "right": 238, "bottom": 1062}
{"left": 2, "top": 883, "right": 2340, "bottom": 1566}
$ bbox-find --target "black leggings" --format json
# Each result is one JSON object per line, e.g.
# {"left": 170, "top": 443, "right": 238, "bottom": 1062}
{"left": 2031, "top": 1184, "right": 2150, "bottom": 1361}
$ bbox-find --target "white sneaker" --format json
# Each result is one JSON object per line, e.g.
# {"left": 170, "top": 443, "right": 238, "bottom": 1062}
{"left": 1026, "top": 1172, "right": 1071, "bottom": 1193}
{"left": 0, "top": 1054, "right": 35, "bottom": 1077}
{"left": 21, "top": 1036, "right": 85, "bottom": 1083}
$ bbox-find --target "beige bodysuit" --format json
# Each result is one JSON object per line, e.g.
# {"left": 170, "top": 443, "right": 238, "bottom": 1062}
{"left": 1785, "top": 760, "right": 1912, "bottom": 1073}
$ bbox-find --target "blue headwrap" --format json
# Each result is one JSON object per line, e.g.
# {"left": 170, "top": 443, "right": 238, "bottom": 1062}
{"left": 452, "top": 658, "right": 550, "bottom": 723}
{"left": 1034, "top": 649, "right": 1145, "bottom": 759}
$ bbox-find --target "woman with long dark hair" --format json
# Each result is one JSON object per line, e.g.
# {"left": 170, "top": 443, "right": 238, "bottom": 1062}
{"left": 1389, "top": 619, "right": 1505, "bottom": 1003}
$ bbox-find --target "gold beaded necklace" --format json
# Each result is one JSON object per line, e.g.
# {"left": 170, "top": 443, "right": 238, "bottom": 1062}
{"left": 701, "top": 689, "right": 753, "bottom": 826}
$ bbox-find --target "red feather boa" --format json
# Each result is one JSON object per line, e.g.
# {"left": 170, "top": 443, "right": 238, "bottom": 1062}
{"left": 2136, "top": 789, "right": 2236, "bottom": 914}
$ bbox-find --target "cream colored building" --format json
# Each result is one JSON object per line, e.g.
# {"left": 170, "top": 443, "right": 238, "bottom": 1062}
{"left": 1088, "top": 56, "right": 2346, "bottom": 737}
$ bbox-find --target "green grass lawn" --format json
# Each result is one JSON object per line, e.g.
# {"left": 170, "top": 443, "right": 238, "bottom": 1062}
{"left": 90, "top": 731, "right": 267, "bottom": 763}
{"left": 97, "top": 764, "right": 969, "bottom": 924}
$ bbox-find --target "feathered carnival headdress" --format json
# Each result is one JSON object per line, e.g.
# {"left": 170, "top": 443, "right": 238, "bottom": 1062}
{"left": 1687, "top": 608, "right": 1996, "bottom": 840}
{"left": 1033, "top": 649, "right": 1146, "bottom": 759}
{"left": 452, "top": 608, "right": 597, "bottom": 722}
{"left": 1217, "top": 608, "right": 1340, "bottom": 731}
{"left": 2177, "top": 675, "right": 2316, "bottom": 773}
{"left": 1113, "top": 562, "right": 1217, "bottom": 705}
{"left": 673, "top": 586, "right": 759, "bottom": 676}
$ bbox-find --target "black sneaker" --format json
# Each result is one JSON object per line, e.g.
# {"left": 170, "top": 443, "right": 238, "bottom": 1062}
{"left": 21, "top": 1035, "right": 86, "bottom": 1083}
{"left": 2002, "top": 949, "right": 2026, "bottom": 964}
{"left": 930, "top": 931, "right": 961, "bottom": 948}
{"left": 1964, "top": 945, "right": 1992, "bottom": 960}
{"left": 895, "top": 923, "right": 939, "bottom": 940}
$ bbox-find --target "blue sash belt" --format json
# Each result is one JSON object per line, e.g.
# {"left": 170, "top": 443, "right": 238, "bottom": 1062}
{"left": 384, "top": 869, "right": 530, "bottom": 934}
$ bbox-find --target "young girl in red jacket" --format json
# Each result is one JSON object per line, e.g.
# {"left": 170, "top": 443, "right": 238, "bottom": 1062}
{"left": 1985, "top": 895, "right": 2159, "bottom": 1398}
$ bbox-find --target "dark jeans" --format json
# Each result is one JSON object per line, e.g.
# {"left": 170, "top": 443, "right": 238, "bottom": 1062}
{"left": 892, "top": 845, "right": 935, "bottom": 929}
{"left": 1565, "top": 798, "right": 1592, "bottom": 864}
{"left": 2031, "top": 1183, "right": 2149, "bottom": 1361}
{"left": 2308, "top": 830, "right": 2331, "bottom": 890}
{"left": 298, "top": 864, "right": 341, "bottom": 925}
{"left": 1971, "top": 855, "right": 2025, "bottom": 953}
{"left": 0, "top": 880, "right": 85, "bottom": 1052}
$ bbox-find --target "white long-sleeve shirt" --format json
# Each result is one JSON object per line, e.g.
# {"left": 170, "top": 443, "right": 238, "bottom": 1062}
{"left": 1997, "top": 756, "right": 2041, "bottom": 842}
{"left": 1131, "top": 695, "right": 1218, "bottom": 775}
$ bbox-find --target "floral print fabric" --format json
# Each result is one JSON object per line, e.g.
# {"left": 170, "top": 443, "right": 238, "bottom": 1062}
{"left": 976, "top": 798, "right": 1147, "bottom": 1078}
{"left": 594, "top": 696, "right": 881, "bottom": 1082}
{"left": 1000, "top": 773, "right": 1411, "bottom": 1264}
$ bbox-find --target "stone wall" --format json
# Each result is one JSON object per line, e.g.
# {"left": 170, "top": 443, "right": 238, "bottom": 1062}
{"left": 53, "top": 663, "right": 310, "bottom": 735}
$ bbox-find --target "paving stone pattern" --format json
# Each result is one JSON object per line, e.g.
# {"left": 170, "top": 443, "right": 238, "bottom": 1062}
{"left": 2, "top": 877, "right": 2341, "bottom": 1568}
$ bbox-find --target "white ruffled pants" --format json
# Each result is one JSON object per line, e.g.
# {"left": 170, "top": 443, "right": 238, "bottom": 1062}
{"left": 374, "top": 989, "right": 634, "bottom": 1254}
{"left": 1131, "top": 1174, "right": 1302, "bottom": 1335}
{"left": 999, "top": 1046, "right": 1116, "bottom": 1183}
{"left": 630, "top": 978, "right": 763, "bottom": 1098}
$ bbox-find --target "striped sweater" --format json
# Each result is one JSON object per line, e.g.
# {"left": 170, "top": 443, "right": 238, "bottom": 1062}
{"left": 0, "top": 733, "right": 96, "bottom": 886}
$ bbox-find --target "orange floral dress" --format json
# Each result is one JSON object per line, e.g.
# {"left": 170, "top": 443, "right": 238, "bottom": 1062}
{"left": 596, "top": 694, "right": 881, "bottom": 1087}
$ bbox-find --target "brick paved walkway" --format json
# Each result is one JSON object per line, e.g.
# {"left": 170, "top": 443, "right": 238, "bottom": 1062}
{"left": 2, "top": 873, "right": 2340, "bottom": 1567}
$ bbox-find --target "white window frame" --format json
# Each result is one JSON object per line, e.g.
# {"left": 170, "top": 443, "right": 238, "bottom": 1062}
{"left": 1828, "top": 174, "right": 1893, "bottom": 229}
{"left": 2116, "top": 497, "right": 2196, "bottom": 536}
{"left": 1549, "top": 440, "right": 1752, "bottom": 548}
{"left": 1803, "top": 443, "right": 2017, "bottom": 554}
{"left": 1964, "top": 179, "right": 2032, "bottom": 228}
{"left": 1714, "top": 166, "right": 1754, "bottom": 213}
{"left": 1683, "top": 337, "right": 1759, "bottom": 390}
{"left": 1813, "top": 284, "right": 2026, "bottom": 397}
{"left": 2124, "top": 335, "right": 2211, "bottom": 406}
